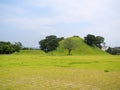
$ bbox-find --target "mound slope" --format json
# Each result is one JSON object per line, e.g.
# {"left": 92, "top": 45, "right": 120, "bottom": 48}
{"left": 51, "top": 37, "right": 108, "bottom": 55}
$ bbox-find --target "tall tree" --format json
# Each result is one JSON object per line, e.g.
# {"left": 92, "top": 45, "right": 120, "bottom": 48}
{"left": 0, "top": 41, "right": 22, "bottom": 54}
{"left": 13, "top": 42, "right": 23, "bottom": 52}
{"left": 62, "top": 38, "right": 77, "bottom": 55}
{"left": 39, "top": 35, "right": 61, "bottom": 52}
{"left": 84, "top": 34, "right": 104, "bottom": 48}
{"left": 84, "top": 34, "right": 96, "bottom": 46}
{"left": 95, "top": 36, "right": 104, "bottom": 48}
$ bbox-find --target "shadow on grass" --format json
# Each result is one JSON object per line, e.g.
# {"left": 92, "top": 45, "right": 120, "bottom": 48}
{"left": 53, "top": 61, "right": 101, "bottom": 68}
{"left": 53, "top": 65, "right": 71, "bottom": 67}
{"left": 69, "top": 62, "right": 92, "bottom": 65}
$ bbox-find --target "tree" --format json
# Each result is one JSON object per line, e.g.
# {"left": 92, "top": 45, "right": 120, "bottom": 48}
{"left": 62, "top": 38, "right": 77, "bottom": 55}
{"left": 106, "top": 47, "right": 120, "bottom": 55}
{"left": 0, "top": 41, "right": 13, "bottom": 54}
{"left": 95, "top": 36, "right": 104, "bottom": 48}
{"left": 39, "top": 35, "right": 60, "bottom": 52}
{"left": 84, "top": 34, "right": 96, "bottom": 46}
{"left": 57, "top": 37, "right": 64, "bottom": 42}
{"left": 0, "top": 41, "right": 22, "bottom": 54}
{"left": 13, "top": 42, "right": 23, "bottom": 52}
{"left": 84, "top": 34, "right": 104, "bottom": 48}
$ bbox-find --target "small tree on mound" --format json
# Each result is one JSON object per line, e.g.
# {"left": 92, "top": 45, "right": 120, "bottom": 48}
{"left": 62, "top": 38, "right": 77, "bottom": 55}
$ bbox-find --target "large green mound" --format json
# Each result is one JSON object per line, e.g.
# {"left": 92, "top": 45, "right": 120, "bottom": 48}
{"left": 51, "top": 37, "right": 108, "bottom": 55}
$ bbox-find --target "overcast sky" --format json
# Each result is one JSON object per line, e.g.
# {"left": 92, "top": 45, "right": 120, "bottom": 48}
{"left": 0, "top": 0, "right": 120, "bottom": 48}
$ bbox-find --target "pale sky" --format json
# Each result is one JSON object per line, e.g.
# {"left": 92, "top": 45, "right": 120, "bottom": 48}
{"left": 0, "top": 0, "right": 120, "bottom": 48}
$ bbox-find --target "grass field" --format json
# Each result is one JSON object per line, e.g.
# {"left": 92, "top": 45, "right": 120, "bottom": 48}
{"left": 0, "top": 53, "right": 120, "bottom": 90}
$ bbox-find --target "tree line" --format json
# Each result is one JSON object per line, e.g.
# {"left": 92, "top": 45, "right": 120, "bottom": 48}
{"left": 0, "top": 34, "right": 120, "bottom": 55}
{"left": 39, "top": 35, "right": 64, "bottom": 53}
{"left": 84, "top": 34, "right": 104, "bottom": 48}
{"left": 106, "top": 47, "right": 120, "bottom": 55}
{"left": 39, "top": 34, "right": 105, "bottom": 55}
{"left": 0, "top": 42, "right": 22, "bottom": 54}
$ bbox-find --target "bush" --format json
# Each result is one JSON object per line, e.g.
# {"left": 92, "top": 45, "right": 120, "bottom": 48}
{"left": 0, "top": 41, "right": 22, "bottom": 54}
{"left": 104, "top": 70, "right": 109, "bottom": 72}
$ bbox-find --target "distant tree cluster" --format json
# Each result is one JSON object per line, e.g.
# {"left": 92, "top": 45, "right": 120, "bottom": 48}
{"left": 106, "top": 47, "right": 120, "bottom": 55}
{"left": 2, "top": 34, "right": 119, "bottom": 55}
{"left": 39, "top": 35, "right": 64, "bottom": 52}
{"left": 22, "top": 47, "right": 38, "bottom": 50}
{"left": 22, "top": 47, "right": 33, "bottom": 50}
{"left": 84, "top": 34, "right": 104, "bottom": 48}
{"left": 0, "top": 41, "right": 22, "bottom": 54}
{"left": 39, "top": 34, "right": 106, "bottom": 55}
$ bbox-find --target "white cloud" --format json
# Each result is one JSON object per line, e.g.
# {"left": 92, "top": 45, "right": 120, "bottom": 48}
{"left": 2, "top": 17, "right": 53, "bottom": 30}
{"left": 1, "top": 0, "right": 119, "bottom": 27}
{"left": 27, "top": 0, "right": 119, "bottom": 25}
{"left": 47, "top": 0, "right": 113, "bottom": 22}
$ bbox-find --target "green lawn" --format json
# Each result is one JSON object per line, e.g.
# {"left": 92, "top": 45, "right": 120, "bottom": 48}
{"left": 0, "top": 54, "right": 120, "bottom": 90}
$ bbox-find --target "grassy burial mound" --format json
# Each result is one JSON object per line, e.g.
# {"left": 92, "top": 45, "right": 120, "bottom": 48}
{"left": 51, "top": 36, "right": 108, "bottom": 55}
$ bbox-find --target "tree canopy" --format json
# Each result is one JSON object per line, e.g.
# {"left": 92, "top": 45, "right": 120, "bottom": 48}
{"left": 0, "top": 41, "right": 22, "bottom": 54}
{"left": 95, "top": 36, "right": 104, "bottom": 48}
{"left": 62, "top": 38, "right": 77, "bottom": 55}
{"left": 106, "top": 47, "right": 120, "bottom": 55}
{"left": 84, "top": 34, "right": 104, "bottom": 48}
{"left": 84, "top": 34, "right": 96, "bottom": 46}
{"left": 39, "top": 35, "right": 64, "bottom": 52}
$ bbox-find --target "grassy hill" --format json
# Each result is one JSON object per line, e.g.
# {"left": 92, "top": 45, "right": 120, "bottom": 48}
{"left": 51, "top": 36, "right": 108, "bottom": 55}
{"left": 14, "top": 37, "right": 108, "bottom": 56}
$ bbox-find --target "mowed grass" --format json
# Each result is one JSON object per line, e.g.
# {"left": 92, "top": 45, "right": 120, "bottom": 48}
{"left": 0, "top": 54, "right": 120, "bottom": 90}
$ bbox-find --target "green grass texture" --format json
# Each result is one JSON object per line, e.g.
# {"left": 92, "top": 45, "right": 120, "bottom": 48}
{"left": 14, "top": 50, "right": 46, "bottom": 55}
{"left": 0, "top": 53, "right": 120, "bottom": 90}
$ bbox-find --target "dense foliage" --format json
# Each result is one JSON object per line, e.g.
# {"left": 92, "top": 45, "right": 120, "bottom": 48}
{"left": 106, "top": 47, "right": 120, "bottom": 55}
{"left": 0, "top": 41, "right": 22, "bottom": 54}
{"left": 84, "top": 34, "right": 96, "bottom": 46}
{"left": 84, "top": 34, "right": 104, "bottom": 48}
{"left": 39, "top": 35, "right": 64, "bottom": 52}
